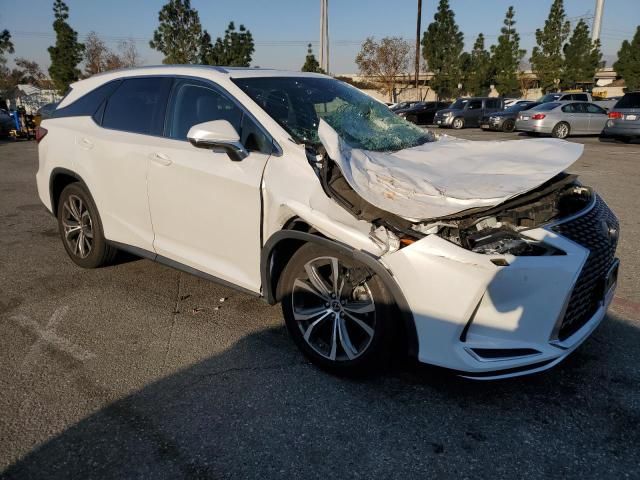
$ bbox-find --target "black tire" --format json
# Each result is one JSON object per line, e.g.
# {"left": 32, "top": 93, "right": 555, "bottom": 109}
{"left": 277, "top": 243, "right": 395, "bottom": 374}
{"left": 551, "top": 122, "right": 570, "bottom": 139}
{"left": 452, "top": 117, "right": 465, "bottom": 129}
{"left": 57, "top": 182, "right": 117, "bottom": 268}
{"left": 502, "top": 119, "right": 516, "bottom": 133}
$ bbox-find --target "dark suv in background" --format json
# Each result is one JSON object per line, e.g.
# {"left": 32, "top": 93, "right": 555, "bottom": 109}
{"left": 395, "top": 101, "right": 451, "bottom": 125}
{"left": 603, "top": 92, "right": 640, "bottom": 142}
{"left": 433, "top": 97, "right": 504, "bottom": 129}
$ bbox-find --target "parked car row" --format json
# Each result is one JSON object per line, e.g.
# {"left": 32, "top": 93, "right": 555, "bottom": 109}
{"left": 390, "top": 91, "right": 639, "bottom": 142}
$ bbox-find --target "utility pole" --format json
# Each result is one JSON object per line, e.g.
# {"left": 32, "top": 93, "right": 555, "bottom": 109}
{"left": 592, "top": 0, "right": 605, "bottom": 42}
{"left": 415, "top": 0, "right": 422, "bottom": 90}
{"left": 319, "top": 0, "right": 330, "bottom": 74}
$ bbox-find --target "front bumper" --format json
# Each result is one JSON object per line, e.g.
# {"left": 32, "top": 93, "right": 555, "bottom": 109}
{"left": 433, "top": 115, "right": 454, "bottom": 127}
{"left": 381, "top": 195, "right": 619, "bottom": 379}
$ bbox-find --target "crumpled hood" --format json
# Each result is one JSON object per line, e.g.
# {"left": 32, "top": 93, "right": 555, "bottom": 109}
{"left": 318, "top": 119, "right": 583, "bottom": 220}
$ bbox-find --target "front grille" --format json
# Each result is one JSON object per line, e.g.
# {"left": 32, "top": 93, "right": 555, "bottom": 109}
{"left": 551, "top": 194, "right": 619, "bottom": 340}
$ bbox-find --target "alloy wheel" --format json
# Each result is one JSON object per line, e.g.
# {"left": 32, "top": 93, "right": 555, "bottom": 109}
{"left": 555, "top": 123, "right": 569, "bottom": 139}
{"left": 61, "top": 194, "right": 93, "bottom": 258}
{"left": 291, "top": 256, "right": 376, "bottom": 361}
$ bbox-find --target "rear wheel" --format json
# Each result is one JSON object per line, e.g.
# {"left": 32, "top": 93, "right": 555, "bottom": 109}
{"left": 277, "top": 243, "right": 395, "bottom": 374}
{"left": 502, "top": 119, "right": 516, "bottom": 133}
{"left": 552, "top": 122, "right": 570, "bottom": 139}
{"left": 452, "top": 117, "right": 464, "bottom": 129}
{"left": 57, "top": 183, "right": 117, "bottom": 268}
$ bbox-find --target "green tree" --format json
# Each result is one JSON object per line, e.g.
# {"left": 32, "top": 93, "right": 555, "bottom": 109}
{"left": 47, "top": 0, "right": 84, "bottom": 94}
{"left": 150, "top": 0, "right": 203, "bottom": 64}
{"left": 421, "top": 0, "right": 464, "bottom": 98}
{"left": 561, "top": 20, "right": 602, "bottom": 89}
{"left": 491, "top": 6, "right": 525, "bottom": 95}
{"left": 0, "top": 29, "right": 14, "bottom": 89}
{"left": 461, "top": 33, "right": 491, "bottom": 96}
{"left": 302, "top": 43, "right": 323, "bottom": 73}
{"left": 0, "top": 29, "right": 13, "bottom": 59}
{"left": 201, "top": 22, "right": 255, "bottom": 67}
{"left": 530, "top": 0, "right": 570, "bottom": 92}
{"left": 613, "top": 26, "right": 640, "bottom": 92}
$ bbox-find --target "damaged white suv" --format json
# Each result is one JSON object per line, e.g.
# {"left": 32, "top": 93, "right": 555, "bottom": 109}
{"left": 36, "top": 67, "right": 619, "bottom": 379}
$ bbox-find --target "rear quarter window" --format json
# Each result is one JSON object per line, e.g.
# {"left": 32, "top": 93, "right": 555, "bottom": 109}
{"left": 53, "top": 80, "right": 122, "bottom": 119}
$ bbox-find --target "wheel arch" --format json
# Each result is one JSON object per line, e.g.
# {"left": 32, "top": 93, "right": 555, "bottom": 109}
{"left": 49, "top": 167, "right": 91, "bottom": 216}
{"left": 261, "top": 229, "right": 419, "bottom": 358}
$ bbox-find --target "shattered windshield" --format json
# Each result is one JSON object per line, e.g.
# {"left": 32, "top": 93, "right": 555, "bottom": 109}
{"left": 232, "top": 76, "right": 434, "bottom": 152}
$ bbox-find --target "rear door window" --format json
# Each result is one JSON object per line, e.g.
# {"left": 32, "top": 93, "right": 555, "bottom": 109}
{"left": 485, "top": 99, "right": 501, "bottom": 109}
{"left": 572, "top": 93, "right": 589, "bottom": 101}
{"left": 561, "top": 103, "right": 578, "bottom": 113}
{"left": 102, "top": 77, "right": 173, "bottom": 136}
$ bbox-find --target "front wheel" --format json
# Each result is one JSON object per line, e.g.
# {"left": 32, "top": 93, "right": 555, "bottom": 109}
{"left": 452, "top": 117, "right": 464, "bottom": 129}
{"left": 277, "top": 243, "right": 395, "bottom": 374}
{"left": 552, "top": 122, "right": 570, "bottom": 139}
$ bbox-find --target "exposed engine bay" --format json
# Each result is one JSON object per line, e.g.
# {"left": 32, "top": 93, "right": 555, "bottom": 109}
{"left": 309, "top": 146, "right": 593, "bottom": 257}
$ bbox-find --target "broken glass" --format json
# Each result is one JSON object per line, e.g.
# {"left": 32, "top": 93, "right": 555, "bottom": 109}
{"left": 232, "top": 76, "right": 434, "bottom": 152}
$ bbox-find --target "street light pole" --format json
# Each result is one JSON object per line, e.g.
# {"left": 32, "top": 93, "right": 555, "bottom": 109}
{"left": 319, "top": 0, "right": 330, "bottom": 74}
{"left": 415, "top": 0, "right": 422, "bottom": 90}
{"left": 592, "top": 0, "right": 605, "bottom": 43}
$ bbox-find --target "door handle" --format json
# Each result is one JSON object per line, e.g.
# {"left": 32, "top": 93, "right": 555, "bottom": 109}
{"left": 77, "top": 137, "right": 94, "bottom": 150}
{"left": 150, "top": 152, "right": 172, "bottom": 166}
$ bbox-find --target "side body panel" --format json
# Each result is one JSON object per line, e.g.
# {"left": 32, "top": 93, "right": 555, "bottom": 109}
{"left": 147, "top": 137, "right": 270, "bottom": 292}
{"left": 72, "top": 118, "right": 156, "bottom": 251}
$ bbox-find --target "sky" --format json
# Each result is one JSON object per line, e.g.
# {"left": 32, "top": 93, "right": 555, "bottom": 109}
{"left": 1, "top": 0, "right": 638, "bottom": 74}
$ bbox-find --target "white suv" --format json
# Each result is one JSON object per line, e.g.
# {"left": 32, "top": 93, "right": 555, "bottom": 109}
{"left": 36, "top": 66, "right": 619, "bottom": 378}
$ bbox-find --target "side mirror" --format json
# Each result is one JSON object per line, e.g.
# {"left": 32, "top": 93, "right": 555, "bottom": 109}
{"left": 187, "top": 120, "right": 248, "bottom": 161}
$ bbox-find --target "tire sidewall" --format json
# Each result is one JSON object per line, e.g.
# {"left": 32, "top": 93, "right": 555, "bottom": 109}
{"left": 452, "top": 117, "right": 464, "bottom": 129}
{"left": 57, "top": 183, "right": 110, "bottom": 268}
{"left": 277, "top": 243, "right": 394, "bottom": 374}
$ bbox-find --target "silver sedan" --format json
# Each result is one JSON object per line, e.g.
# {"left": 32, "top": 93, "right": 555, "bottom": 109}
{"left": 515, "top": 101, "right": 609, "bottom": 139}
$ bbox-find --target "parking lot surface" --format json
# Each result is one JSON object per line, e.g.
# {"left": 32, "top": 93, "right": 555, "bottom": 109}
{"left": 1, "top": 131, "right": 639, "bottom": 479}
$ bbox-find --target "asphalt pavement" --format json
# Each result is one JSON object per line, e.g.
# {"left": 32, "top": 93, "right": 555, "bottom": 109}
{"left": 1, "top": 132, "right": 639, "bottom": 479}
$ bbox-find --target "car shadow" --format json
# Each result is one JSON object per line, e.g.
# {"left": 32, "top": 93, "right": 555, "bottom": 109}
{"left": 2, "top": 311, "right": 639, "bottom": 479}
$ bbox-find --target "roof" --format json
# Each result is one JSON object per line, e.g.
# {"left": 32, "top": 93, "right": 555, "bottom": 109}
{"left": 61, "top": 65, "right": 329, "bottom": 110}
{"left": 88, "top": 64, "right": 326, "bottom": 80}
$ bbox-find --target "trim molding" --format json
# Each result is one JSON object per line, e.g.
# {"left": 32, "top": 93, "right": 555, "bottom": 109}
{"left": 107, "top": 240, "right": 261, "bottom": 298}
